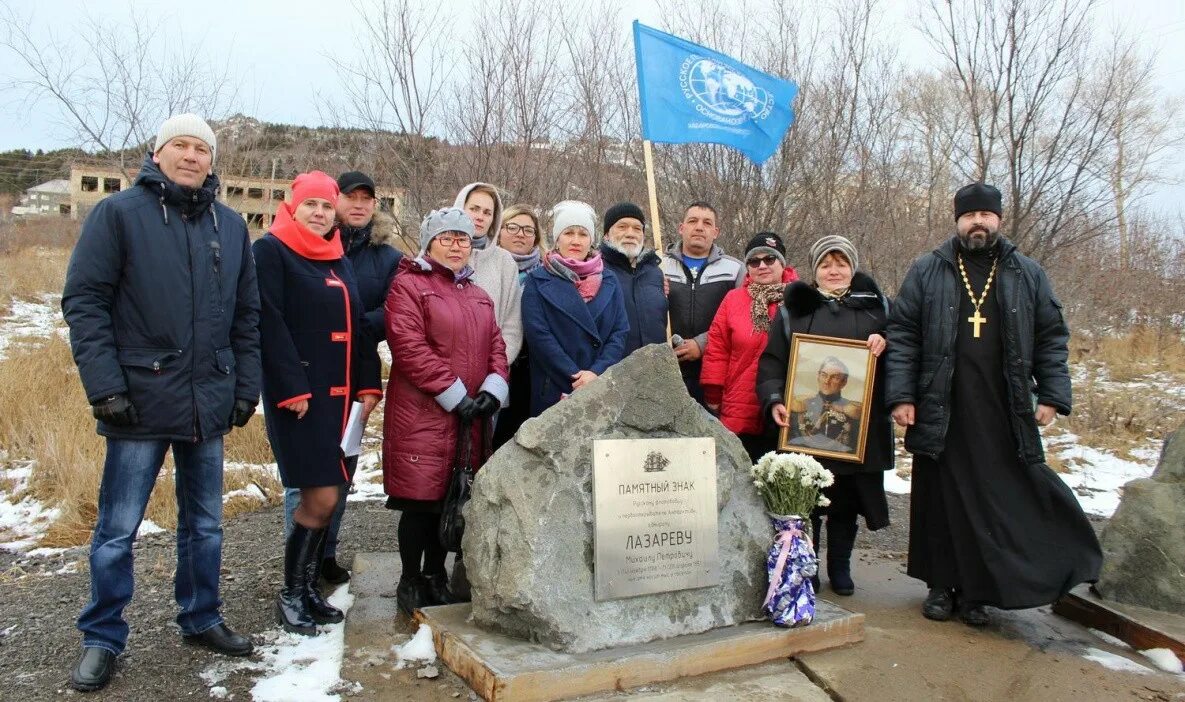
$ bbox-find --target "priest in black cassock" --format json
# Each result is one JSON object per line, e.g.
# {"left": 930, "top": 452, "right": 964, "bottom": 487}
{"left": 885, "top": 183, "right": 1101, "bottom": 627}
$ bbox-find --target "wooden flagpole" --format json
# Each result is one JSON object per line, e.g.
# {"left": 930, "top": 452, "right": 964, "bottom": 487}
{"left": 642, "top": 139, "right": 675, "bottom": 342}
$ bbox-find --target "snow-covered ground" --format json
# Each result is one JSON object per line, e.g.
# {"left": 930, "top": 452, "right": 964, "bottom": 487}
{"left": 0, "top": 293, "right": 64, "bottom": 360}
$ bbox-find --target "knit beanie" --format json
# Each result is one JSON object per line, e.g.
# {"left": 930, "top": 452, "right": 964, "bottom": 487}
{"left": 419, "top": 207, "right": 474, "bottom": 254}
{"left": 290, "top": 171, "right": 340, "bottom": 207}
{"left": 602, "top": 202, "right": 646, "bottom": 234}
{"left": 953, "top": 182, "right": 1003, "bottom": 220}
{"left": 548, "top": 200, "right": 598, "bottom": 249}
{"left": 809, "top": 235, "right": 859, "bottom": 273}
{"left": 743, "top": 231, "right": 786, "bottom": 265}
{"left": 154, "top": 114, "right": 217, "bottom": 163}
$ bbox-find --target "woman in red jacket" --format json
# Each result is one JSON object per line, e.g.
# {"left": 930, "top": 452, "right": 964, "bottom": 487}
{"left": 700, "top": 232, "right": 797, "bottom": 462}
{"left": 382, "top": 207, "right": 509, "bottom": 616}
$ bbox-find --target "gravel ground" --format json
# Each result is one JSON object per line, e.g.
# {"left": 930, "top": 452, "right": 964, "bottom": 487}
{"left": 0, "top": 489, "right": 1110, "bottom": 701}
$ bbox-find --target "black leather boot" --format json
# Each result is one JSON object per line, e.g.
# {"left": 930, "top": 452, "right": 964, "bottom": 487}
{"left": 277, "top": 524, "right": 317, "bottom": 635}
{"left": 922, "top": 587, "right": 956, "bottom": 621}
{"left": 422, "top": 571, "right": 456, "bottom": 606}
{"left": 449, "top": 557, "right": 472, "bottom": 603}
{"left": 826, "top": 518, "right": 858, "bottom": 596}
{"left": 321, "top": 556, "right": 350, "bottom": 585}
{"left": 809, "top": 516, "right": 822, "bottom": 593}
{"left": 396, "top": 575, "right": 427, "bottom": 617}
{"left": 305, "top": 528, "right": 344, "bottom": 625}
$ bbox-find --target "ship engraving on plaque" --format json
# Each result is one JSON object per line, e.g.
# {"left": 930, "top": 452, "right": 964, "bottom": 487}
{"left": 593, "top": 438, "right": 719, "bottom": 601}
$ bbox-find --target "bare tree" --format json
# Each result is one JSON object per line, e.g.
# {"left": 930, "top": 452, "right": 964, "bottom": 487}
{"left": 0, "top": 5, "right": 235, "bottom": 180}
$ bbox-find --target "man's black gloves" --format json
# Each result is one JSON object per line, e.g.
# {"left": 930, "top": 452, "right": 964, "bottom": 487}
{"left": 472, "top": 391, "right": 500, "bottom": 418}
{"left": 230, "top": 399, "right": 256, "bottom": 428}
{"left": 92, "top": 394, "right": 139, "bottom": 427}
{"left": 454, "top": 396, "right": 479, "bottom": 423}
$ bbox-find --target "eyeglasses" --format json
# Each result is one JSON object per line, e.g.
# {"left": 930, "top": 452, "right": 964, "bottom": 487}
{"left": 746, "top": 255, "right": 779, "bottom": 268}
{"left": 502, "top": 222, "right": 537, "bottom": 238}
{"left": 436, "top": 235, "right": 472, "bottom": 249}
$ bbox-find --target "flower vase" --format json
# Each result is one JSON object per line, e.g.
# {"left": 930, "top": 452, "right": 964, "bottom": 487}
{"left": 762, "top": 514, "right": 817, "bottom": 627}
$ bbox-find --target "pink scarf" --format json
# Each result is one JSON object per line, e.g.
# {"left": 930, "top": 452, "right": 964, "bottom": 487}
{"left": 546, "top": 251, "right": 604, "bottom": 302}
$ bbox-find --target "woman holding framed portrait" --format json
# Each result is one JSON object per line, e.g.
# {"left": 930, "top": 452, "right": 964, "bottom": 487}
{"left": 756, "top": 235, "right": 893, "bottom": 597}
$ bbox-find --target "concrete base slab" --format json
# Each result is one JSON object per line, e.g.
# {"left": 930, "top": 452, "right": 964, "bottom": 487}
{"left": 1054, "top": 585, "right": 1185, "bottom": 666}
{"left": 415, "top": 601, "right": 864, "bottom": 702}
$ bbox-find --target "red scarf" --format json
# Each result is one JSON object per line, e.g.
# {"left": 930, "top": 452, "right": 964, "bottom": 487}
{"left": 270, "top": 202, "right": 343, "bottom": 260}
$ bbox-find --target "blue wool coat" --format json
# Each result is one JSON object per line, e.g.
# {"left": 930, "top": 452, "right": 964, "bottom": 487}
{"left": 62, "top": 154, "right": 261, "bottom": 441}
{"left": 254, "top": 231, "right": 382, "bottom": 488}
{"left": 599, "top": 243, "right": 668, "bottom": 358}
{"left": 340, "top": 212, "right": 403, "bottom": 342}
{"left": 521, "top": 263, "right": 629, "bottom": 416}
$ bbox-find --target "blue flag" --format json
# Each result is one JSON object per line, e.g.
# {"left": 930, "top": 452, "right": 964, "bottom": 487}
{"left": 633, "top": 21, "right": 799, "bottom": 165}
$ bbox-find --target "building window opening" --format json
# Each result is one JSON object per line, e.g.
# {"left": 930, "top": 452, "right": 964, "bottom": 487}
{"left": 80, "top": 176, "right": 98, "bottom": 192}
{"left": 248, "top": 187, "right": 264, "bottom": 199}
{"left": 272, "top": 189, "right": 286, "bottom": 201}
{"left": 227, "top": 186, "right": 244, "bottom": 198}
{"left": 103, "top": 178, "right": 121, "bottom": 193}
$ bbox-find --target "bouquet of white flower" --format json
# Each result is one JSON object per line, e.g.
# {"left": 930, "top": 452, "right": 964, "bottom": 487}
{"left": 750, "top": 451, "right": 834, "bottom": 518}
{"left": 751, "top": 452, "right": 835, "bottom": 627}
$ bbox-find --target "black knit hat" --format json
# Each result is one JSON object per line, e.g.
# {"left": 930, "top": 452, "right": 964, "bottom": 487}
{"left": 953, "top": 182, "right": 1002, "bottom": 220}
{"left": 602, "top": 202, "right": 646, "bottom": 234}
{"left": 744, "top": 231, "right": 786, "bottom": 265}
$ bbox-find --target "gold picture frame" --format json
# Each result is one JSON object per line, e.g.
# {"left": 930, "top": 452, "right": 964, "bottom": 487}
{"left": 777, "top": 333, "right": 877, "bottom": 463}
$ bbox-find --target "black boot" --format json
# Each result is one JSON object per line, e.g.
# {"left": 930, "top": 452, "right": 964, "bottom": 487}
{"left": 305, "top": 528, "right": 344, "bottom": 625}
{"left": 826, "top": 518, "right": 858, "bottom": 596}
{"left": 809, "top": 516, "right": 822, "bottom": 593}
{"left": 396, "top": 575, "right": 427, "bottom": 617}
{"left": 922, "top": 587, "right": 956, "bottom": 621}
{"left": 422, "top": 571, "right": 456, "bottom": 606}
{"left": 321, "top": 556, "right": 350, "bottom": 585}
{"left": 449, "top": 557, "right": 472, "bottom": 603}
{"left": 70, "top": 647, "right": 116, "bottom": 692}
{"left": 277, "top": 524, "right": 318, "bottom": 636}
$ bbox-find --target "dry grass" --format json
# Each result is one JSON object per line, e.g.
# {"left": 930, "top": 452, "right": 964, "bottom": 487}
{"left": 0, "top": 247, "right": 70, "bottom": 318}
{"left": 1071, "top": 326, "right": 1185, "bottom": 380}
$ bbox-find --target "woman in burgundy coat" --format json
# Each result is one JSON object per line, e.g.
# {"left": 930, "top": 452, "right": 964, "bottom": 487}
{"left": 255, "top": 171, "right": 382, "bottom": 635}
{"left": 383, "top": 207, "right": 508, "bottom": 615}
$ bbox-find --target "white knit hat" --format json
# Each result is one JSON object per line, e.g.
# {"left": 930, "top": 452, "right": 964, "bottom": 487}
{"left": 154, "top": 114, "right": 217, "bottom": 162}
{"left": 548, "top": 200, "right": 598, "bottom": 249}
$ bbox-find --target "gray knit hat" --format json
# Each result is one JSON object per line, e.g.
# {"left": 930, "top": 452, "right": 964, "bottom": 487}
{"left": 419, "top": 207, "right": 474, "bottom": 254}
{"left": 548, "top": 200, "right": 598, "bottom": 249}
{"left": 154, "top": 113, "right": 217, "bottom": 162}
{"left": 808, "top": 235, "right": 859, "bottom": 274}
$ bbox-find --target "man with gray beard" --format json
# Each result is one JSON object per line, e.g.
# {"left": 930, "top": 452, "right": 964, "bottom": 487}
{"left": 598, "top": 202, "right": 668, "bottom": 357}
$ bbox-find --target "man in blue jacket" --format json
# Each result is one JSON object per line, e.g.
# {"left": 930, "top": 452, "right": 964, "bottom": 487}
{"left": 62, "top": 114, "right": 262, "bottom": 692}
{"left": 598, "top": 202, "right": 668, "bottom": 358}
{"left": 281, "top": 170, "right": 403, "bottom": 585}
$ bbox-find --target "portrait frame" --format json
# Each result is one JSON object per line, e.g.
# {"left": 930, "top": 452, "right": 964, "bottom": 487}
{"left": 777, "top": 333, "right": 876, "bottom": 463}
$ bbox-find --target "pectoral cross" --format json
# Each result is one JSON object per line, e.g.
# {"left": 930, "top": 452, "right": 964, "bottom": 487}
{"left": 967, "top": 311, "right": 987, "bottom": 338}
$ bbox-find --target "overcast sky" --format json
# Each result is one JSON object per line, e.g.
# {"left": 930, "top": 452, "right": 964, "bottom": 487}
{"left": 2, "top": 0, "right": 1183, "bottom": 215}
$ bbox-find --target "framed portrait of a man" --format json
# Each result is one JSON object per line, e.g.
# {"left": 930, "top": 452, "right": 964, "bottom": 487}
{"left": 778, "top": 333, "right": 876, "bottom": 462}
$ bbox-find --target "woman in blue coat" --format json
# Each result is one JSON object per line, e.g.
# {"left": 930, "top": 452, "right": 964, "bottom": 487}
{"left": 254, "top": 171, "right": 382, "bottom": 635}
{"left": 522, "top": 200, "right": 629, "bottom": 416}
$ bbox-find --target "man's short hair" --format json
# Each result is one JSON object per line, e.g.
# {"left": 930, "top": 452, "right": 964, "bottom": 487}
{"left": 818, "top": 356, "right": 849, "bottom": 379}
{"left": 683, "top": 200, "right": 718, "bottom": 221}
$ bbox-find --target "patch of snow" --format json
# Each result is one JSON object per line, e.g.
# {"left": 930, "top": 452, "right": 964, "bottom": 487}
{"left": 210, "top": 685, "right": 229, "bottom": 699}
{"left": 0, "top": 293, "right": 64, "bottom": 360}
{"left": 1082, "top": 647, "right": 1152, "bottom": 674}
{"left": 391, "top": 624, "right": 436, "bottom": 669}
{"left": 1139, "top": 648, "right": 1184, "bottom": 674}
{"left": 0, "top": 463, "right": 61, "bottom": 553}
{"left": 249, "top": 584, "right": 356, "bottom": 701}
{"left": 1046, "top": 432, "right": 1156, "bottom": 517}
{"left": 137, "top": 519, "right": 165, "bottom": 537}
{"left": 223, "top": 484, "right": 268, "bottom": 504}
{"left": 25, "top": 546, "right": 69, "bottom": 559}
{"left": 1088, "top": 628, "right": 1131, "bottom": 650}
{"left": 346, "top": 450, "right": 386, "bottom": 502}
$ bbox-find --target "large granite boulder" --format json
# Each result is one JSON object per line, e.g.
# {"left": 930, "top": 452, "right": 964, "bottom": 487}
{"left": 462, "top": 344, "right": 770, "bottom": 653}
{"left": 1094, "top": 427, "right": 1185, "bottom": 615}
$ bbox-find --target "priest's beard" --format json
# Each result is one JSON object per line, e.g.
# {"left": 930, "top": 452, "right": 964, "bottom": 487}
{"left": 958, "top": 224, "right": 1000, "bottom": 252}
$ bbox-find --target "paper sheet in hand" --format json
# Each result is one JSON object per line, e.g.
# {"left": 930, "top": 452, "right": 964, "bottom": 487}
{"left": 340, "top": 401, "right": 365, "bottom": 457}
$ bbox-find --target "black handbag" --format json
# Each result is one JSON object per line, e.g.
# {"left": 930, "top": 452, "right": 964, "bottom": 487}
{"left": 438, "top": 418, "right": 480, "bottom": 551}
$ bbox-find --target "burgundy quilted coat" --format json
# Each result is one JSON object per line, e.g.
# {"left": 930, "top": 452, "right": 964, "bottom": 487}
{"left": 382, "top": 257, "right": 508, "bottom": 503}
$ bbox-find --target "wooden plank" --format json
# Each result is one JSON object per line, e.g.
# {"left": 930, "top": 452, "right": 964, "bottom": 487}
{"left": 1053, "top": 586, "right": 1185, "bottom": 666}
{"left": 417, "top": 603, "right": 864, "bottom": 702}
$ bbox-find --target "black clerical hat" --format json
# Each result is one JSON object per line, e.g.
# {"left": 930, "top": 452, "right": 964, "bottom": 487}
{"left": 953, "top": 183, "right": 1002, "bottom": 220}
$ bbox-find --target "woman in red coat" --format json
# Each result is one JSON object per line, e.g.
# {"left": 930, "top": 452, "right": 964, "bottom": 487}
{"left": 255, "top": 171, "right": 383, "bottom": 635}
{"left": 700, "top": 232, "right": 797, "bottom": 462}
{"left": 382, "top": 207, "right": 509, "bottom": 616}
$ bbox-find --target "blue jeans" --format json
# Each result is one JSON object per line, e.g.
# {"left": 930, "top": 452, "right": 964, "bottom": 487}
{"left": 77, "top": 437, "right": 226, "bottom": 654}
{"left": 282, "top": 454, "right": 353, "bottom": 557}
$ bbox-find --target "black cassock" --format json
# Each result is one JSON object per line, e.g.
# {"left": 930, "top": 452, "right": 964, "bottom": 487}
{"left": 907, "top": 248, "right": 1101, "bottom": 609}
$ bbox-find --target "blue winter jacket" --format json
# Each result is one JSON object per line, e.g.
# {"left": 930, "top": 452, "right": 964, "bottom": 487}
{"left": 521, "top": 261, "right": 629, "bottom": 416}
{"left": 598, "top": 243, "right": 668, "bottom": 358}
{"left": 62, "top": 154, "right": 262, "bottom": 441}
{"left": 340, "top": 211, "right": 403, "bottom": 342}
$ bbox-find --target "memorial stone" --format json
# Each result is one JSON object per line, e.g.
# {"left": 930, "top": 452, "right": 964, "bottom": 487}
{"left": 1095, "top": 426, "right": 1185, "bottom": 615}
{"left": 462, "top": 344, "right": 770, "bottom": 653}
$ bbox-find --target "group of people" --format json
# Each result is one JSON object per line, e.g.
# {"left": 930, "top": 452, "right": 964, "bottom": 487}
{"left": 60, "top": 114, "right": 1102, "bottom": 692}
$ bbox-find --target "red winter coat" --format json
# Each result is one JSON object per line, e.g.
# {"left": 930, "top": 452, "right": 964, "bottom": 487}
{"left": 700, "top": 268, "right": 797, "bottom": 435}
{"left": 382, "top": 257, "right": 509, "bottom": 503}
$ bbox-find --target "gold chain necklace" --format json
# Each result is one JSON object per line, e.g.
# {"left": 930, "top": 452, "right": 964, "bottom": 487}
{"left": 957, "top": 254, "right": 997, "bottom": 339}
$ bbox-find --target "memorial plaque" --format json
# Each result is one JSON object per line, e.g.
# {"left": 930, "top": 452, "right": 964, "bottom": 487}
{"left": 592, "top": 438, "right": 718, "bottom": 600}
